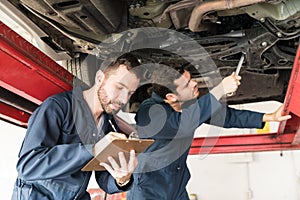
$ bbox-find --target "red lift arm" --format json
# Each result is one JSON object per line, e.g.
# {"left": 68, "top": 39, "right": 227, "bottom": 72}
{"left": 0, "top": 21, "right": 72, "bottom": 126}
{"left": 0, "top": 20, "right": 300, "bottom": 153}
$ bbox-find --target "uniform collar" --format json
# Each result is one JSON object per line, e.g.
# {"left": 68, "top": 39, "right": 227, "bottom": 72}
{"left": 151, "top": 92, "right": 165, "bottom": 103}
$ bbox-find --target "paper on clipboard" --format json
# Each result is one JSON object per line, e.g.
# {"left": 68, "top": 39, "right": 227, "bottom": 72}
{"left": 82, "top": 134, "right": 154, "bottom": 171}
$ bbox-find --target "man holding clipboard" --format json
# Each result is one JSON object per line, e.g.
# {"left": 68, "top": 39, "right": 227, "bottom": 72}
{"left": 12, "top": 53, "right": 144, "bottom": 199}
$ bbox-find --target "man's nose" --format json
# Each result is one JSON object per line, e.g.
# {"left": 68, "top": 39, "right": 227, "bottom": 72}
{"left": 118, "top": 90, "right": 130, "bottom": 104}
{"left": 190, "top": 80, "right": 197, "bottom": 88}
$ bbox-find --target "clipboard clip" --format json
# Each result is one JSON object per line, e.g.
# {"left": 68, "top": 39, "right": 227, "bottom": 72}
{"left": 129, "top": 132, "right": 139, "bottom": 139}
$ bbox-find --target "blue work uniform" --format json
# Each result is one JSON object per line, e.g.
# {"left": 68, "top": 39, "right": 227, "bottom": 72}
{"left": 127, "top": 92, "right": 264, "bottom": 200}
{"left": 12, "top": 87, "right": 132, "bottom": 200}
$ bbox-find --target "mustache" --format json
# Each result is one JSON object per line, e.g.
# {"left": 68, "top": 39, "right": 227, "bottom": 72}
{"left": 97, "top": 87, "right": 125, "bottom": 109}
{"left": 111, "top": 101, "right": 125, "bottom": 108}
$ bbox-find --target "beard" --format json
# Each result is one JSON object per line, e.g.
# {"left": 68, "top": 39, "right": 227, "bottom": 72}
{"left": 97, "top": 86, "right": 123, "bottom": 114}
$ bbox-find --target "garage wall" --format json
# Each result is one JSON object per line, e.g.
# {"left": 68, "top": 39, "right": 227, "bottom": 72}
{"left": 187, "top": 150, "right": 300, "bottom": 200}
{"left": 0, "top": 120, "right": 26, "bottom": 200}
{"left": 187, "top": 100, "right": 300, "bottom": 200}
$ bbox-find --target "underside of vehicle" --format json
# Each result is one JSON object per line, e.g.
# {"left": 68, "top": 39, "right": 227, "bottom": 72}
{"left": 3, "top": 0, "right": 300, "bottom": 111}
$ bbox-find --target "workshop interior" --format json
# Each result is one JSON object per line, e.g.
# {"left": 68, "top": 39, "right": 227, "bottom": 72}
{"left": 1, "top": 0, "right": 300, "bottom": 199}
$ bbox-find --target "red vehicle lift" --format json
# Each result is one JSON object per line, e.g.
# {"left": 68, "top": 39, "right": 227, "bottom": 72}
{"left": 1, "top": 21, "right": 300, "bottom": 154}
{"left": 0, "top": 21, "right": 72, "bottom": 127}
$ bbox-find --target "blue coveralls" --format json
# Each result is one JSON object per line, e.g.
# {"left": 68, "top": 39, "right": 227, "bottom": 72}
{"left": 12, "top": 87, "right": 132, "bottom": 200}
{"left": 127, "top": 92, "right": 264, "bottom": 200}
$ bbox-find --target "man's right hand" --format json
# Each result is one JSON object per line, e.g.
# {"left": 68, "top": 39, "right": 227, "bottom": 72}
{"left": 222, "top": 72, "right": 242, "bottom": 95}
{"left": 105, "top": 132, "right": 128, "bottom": 141}
{"left": 210, "top": 72, "right": 242, "bottom": 100}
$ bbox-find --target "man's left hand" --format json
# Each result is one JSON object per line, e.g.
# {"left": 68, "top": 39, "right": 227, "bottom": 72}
{"left": 263, "top": 104, "right": 292, "bottom": 122}
{"left": 100, "top": 149, "right": 137, "bottom": 186}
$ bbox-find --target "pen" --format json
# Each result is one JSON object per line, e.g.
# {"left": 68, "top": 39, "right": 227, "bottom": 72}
{"left": 108, "top": 119, "right": 117, "bottom": 132}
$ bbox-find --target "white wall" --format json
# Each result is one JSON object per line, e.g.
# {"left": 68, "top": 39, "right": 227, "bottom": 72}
{"left": 187, "top": 100, "right": 300, "bottom": 200}
{"left": 0, "top": 120, "right": 26, "bottom": 200}
{"left": 187, "top": 151, "right": 300, "bottom": 200}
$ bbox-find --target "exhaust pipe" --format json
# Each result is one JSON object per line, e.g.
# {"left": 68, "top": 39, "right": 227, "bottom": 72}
{"left": 189, "top": 0, "right": 267, "bottom": 32}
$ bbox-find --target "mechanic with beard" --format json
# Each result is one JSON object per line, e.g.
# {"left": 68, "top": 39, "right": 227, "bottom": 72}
{"left": 127, "top": 65, "right": 291, "bottom": 200}
{"left": 12, "top": 53, "right": 141, "bottom": 200}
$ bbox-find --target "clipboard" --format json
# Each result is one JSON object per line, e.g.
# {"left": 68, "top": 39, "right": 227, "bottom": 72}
{"left": 82, "top": 137, "right": 154, "bottom": 171}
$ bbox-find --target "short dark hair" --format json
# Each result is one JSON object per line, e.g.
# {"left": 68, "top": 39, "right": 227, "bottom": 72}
{"left": 100, "top": 52, "right": 141, "bottom": 77}
{"left": 151, "top": 64, "right": 185, "bottom": 99}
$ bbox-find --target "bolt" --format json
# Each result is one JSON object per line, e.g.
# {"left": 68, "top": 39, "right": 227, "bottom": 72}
{"left": 276, "top": 32, "right": 282, "bottom": 37}
{"left": 125, "top": 38, "right": 131, "bottom": 43}
{"left": 260, "top": 18, "right": 265, "bottom": 22}
{"left": 261, "top": 42, "right": 267, "bottom": 47}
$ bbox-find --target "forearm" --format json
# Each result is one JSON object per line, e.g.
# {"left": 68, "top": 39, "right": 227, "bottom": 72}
{"left": 209, "top": 83, "right": 225, "bottom": 100}
{"left": 262, "top": 113, "right": 274, "bottom": 122}
{"left": 17, "top": 144, "right": 93, "bottom": 180}
{"left": 208, "top": 106, "right": 265, "bottom": 129}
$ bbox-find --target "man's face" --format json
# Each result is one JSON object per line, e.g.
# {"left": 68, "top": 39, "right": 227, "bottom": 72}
{"left": 97, "top": 65, "right": 139, "bottom": 114}
{"left": 173, "top": 70, "right": 199, "bottom": 102}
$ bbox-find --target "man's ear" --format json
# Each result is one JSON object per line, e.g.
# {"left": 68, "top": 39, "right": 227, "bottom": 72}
{"left": 95, "top": 70, "right": 105, "bottom": 87}
{"left": 118, "top": 64, "right": 128, "bottom": 70}
{"left": 165, "top": 93, "right": 178, "bottom": 102}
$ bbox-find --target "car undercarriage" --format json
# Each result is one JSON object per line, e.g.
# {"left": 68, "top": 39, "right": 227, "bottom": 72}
{"left": 2, "top": 0, "right": 300, "bottom": 110}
